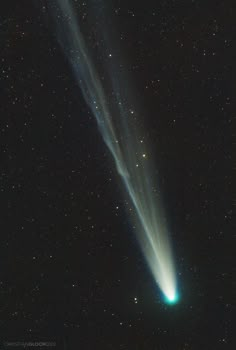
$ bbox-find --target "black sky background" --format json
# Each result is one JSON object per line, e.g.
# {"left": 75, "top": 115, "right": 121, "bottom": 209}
{"left": 0, "top": 0, "right": 234, "bottom": 349}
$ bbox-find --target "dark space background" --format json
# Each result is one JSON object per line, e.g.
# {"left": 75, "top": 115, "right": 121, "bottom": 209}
{"left": 0, "top": 0, "right": 233, "bottom": 349}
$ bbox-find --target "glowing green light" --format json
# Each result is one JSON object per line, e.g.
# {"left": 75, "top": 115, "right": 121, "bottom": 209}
{"left": 165, "top": 292, "right": 179, "bottom": 305}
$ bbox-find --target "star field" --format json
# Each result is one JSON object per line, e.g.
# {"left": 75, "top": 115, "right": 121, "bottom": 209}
{"left": 0, "top": 1, "right": 233, "bottom": 349}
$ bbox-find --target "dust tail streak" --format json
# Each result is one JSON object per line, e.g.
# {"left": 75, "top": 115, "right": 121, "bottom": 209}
{"left": 49, "top": 0, "right": 178, "bottom": 303}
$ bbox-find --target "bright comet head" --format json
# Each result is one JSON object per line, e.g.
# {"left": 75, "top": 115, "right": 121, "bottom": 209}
{"left": 164, "top": 291, "right": 179, "bottom": 305}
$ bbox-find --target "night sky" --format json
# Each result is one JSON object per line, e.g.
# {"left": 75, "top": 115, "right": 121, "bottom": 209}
{"left": 0, "top": 1, "right": 233, "bottom": 349}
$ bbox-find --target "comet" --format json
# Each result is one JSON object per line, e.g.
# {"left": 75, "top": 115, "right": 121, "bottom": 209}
{"left": 48, "top": 0, "right": 178, "bottom": 304}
